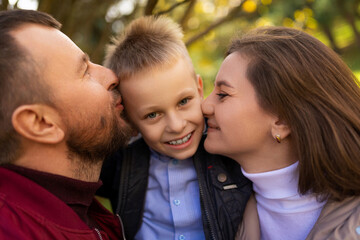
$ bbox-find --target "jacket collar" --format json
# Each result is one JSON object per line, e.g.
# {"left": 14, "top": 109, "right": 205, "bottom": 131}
{"left": 0, "top": 167, "right": 90, "bottom": 229}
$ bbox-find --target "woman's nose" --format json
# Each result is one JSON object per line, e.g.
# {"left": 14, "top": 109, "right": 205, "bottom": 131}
{"left": 201, "top": 95, "right": 214, "bottom": 117}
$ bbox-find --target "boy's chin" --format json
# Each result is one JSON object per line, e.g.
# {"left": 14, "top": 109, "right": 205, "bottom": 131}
{"left": 161, "top": 146, "right": 198, "bottom": 160}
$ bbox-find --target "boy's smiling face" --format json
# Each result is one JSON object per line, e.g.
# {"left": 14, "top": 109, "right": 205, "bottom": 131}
{"left": 120, "top": 57, "right": 204, "bottom": 160}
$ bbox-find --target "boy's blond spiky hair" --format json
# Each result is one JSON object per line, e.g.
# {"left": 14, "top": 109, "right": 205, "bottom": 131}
{"left": 104, "top": 15, "right": 195, "bottom": 80}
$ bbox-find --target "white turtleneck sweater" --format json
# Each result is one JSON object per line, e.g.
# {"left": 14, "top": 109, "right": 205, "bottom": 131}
{"left": 241, "top": 162, "right": 326, "bottom": 240}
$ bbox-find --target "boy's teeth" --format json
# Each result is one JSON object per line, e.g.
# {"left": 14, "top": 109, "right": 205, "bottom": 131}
{"left": 168, "top": 133, "right": 192, "bottom": 145}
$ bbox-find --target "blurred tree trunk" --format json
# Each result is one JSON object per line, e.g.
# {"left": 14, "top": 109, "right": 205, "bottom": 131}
{"left": 180, "top": 0, "right": 196, "bottom": 31}
{"left": 91, "top": 22, "right": 112, "bottom": 64}
{"left": 321, "top": 23, "right": 341, "bottom": 53}
{"left": 144, "top": 0, "right": 158, "bottom": 15}
{"left": 336, "top": 0, "right": 360, "bottom": 47}
{"left": 37, "top": 0, "right": 118, "bottom": 63}
{"left": 354, "top": 0, "right": 360, "bottom": 18}
{"left": 0, "top": 0, "right": 9, "bottom": 10}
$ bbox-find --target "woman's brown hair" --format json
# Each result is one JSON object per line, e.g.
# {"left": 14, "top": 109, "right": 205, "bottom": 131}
{"left": 228, "top": 27, "right": 360, "bottom": 201}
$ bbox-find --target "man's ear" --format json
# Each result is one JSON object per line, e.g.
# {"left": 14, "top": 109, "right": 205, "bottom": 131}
{"left": 196, "top": 74, "right": 204, "bottom": 98}
{"left": 271, "top": 117, "right": 291, "bottom": 142}
{"left": 12, "top": 104, "right": 65, "bottom": 144}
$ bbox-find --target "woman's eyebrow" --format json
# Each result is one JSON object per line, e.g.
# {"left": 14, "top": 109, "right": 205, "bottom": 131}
{"left": 216, "top": 79, "right": 234, "bottom": 88}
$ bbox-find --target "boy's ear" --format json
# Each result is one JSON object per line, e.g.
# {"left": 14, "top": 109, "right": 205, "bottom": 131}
{"left": 196, "top": 74, "right": 204, "bottom": 98}
{"left": 12, "top": 104, "right": 65, "bottom": 144}
{"left": 271, "top": 116, "right": 291, "bottom": 142}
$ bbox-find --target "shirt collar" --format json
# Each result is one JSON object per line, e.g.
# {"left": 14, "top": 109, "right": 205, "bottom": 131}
{"left": 149, "top": 148, "right": 192, "bottom": 163}
{"left": 242, "top": 161, "right": 299, "bottom": 199}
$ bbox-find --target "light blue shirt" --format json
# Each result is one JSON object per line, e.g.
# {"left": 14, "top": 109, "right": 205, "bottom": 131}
{"left": 134, "top": 149, "right": 205, "bottom": 240}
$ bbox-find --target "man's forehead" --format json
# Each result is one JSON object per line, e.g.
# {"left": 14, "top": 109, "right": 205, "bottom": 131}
{"left": 11, "top": 23, "right": 82, "bottom": 60}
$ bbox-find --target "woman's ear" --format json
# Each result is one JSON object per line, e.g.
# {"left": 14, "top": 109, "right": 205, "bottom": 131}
{"left": 12, "top": 104, "right": 65, "bottom": 144}
{"left": 196, "top": 74, "right": 204, "bottom": 98}
{"left": 271, "top": 117, "right": 291, "bottom": 143}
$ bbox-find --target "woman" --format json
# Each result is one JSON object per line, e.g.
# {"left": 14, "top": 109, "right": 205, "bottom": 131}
{"left": 202, "top": 26, "right": 360, "bottom": 240}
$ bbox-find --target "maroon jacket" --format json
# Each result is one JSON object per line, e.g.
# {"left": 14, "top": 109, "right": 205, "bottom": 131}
{"left": 0, "top": 167, "right": 124, "bottom": 240}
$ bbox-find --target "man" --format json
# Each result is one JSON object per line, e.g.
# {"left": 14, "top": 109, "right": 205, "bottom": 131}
{"left": 0, "top": 9, "right": 132, "bottom": 239}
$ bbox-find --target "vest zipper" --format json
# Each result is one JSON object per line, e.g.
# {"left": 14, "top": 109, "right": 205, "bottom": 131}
{"left": 198, "top": 181, "right": 217, "bottom": 240}
{"left": 94, "top": 228, "right": 103, "bottom": 240}
{"left": 195, "top": 154, "right": 218, "bottom": 240}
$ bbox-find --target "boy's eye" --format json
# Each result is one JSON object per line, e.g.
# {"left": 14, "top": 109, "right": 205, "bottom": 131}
{"left": 146, "top": 112, "right": 158, "bottom": 119}
{"left": 179, "top": 98, "right": 189, "bottom": 106}
{"left": 216, "top": 93, "right": 228, "bottom": 100}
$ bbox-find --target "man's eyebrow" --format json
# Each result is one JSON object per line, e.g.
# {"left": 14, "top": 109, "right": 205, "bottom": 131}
{"left": 77, "top": 53, "right": 90, "bottom": 74}
{"left": 215, "top": 79, "right": 233, "bottom": 88}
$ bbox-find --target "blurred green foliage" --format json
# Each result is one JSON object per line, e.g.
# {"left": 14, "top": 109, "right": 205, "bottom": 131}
{"left": 1, "top": 0, "right": 360, "bottom": 94}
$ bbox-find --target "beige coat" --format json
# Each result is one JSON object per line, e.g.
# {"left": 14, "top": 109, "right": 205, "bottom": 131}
{"left": 236, "top": 194, "right": 360, "bottom": 240}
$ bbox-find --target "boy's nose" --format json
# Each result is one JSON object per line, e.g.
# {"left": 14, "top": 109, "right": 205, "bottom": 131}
{"left": 166, "top": 113, "right": 186, "bottom": 133}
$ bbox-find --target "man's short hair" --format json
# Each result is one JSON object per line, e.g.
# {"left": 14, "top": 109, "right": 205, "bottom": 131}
{"left": 0, "top": 10, "right": 61, "bottom": 164}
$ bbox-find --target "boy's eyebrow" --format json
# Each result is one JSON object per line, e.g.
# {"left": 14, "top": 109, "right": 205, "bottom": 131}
{"left": 215, "top": 79, "right": 234, "bottom": 88}
{"left": 138, "top": 88, "right": 196, "bottom": 113}
{"left": 137, "top": 102, "right": 161, "bottom": 114}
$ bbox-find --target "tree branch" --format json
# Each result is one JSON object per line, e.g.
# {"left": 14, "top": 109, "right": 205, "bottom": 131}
{"left": 156, "top": 0, "right": 191, "bottom": 16}
{"left": 180, "top": 0, "right": 196, "bottom": 30}
{"left": 185, "top": 0, "right": 247, "bottom": 46}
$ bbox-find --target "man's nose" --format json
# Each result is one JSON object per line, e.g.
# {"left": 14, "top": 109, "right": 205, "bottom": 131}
{"left": 93, "top": 63, "right": 119, "bottom": 90}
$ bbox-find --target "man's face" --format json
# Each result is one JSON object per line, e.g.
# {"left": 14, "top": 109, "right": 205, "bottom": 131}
{"left": 12, "top": 24, "right": 131, "bottom": 161}
{"left": 120, "top": 57, "right": 204, "bottom": 160}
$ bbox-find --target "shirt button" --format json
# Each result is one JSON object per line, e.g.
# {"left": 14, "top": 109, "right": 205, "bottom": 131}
{"left": 178, "top": 235, "right": 185, "bottom": 240}
{"left": 217, "top": 173, "right": 227, "bottom": 183}
{"left": 173, "top": 199, "right": 181, "bottom": 206}
{"left": 172, "top": 159, "right": 179, "bottom": 165}
{"left": 356, "top": 226, "right": 360, "bottom": 235}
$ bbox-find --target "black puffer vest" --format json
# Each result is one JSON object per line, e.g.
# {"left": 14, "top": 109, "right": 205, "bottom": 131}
{"left": 98, "top": 135, "right": 252, "bottom": 240}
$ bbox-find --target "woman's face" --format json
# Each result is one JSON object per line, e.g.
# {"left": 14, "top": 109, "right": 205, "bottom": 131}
{"left": 202, "top": 52, "right": 277, "bottom": 166}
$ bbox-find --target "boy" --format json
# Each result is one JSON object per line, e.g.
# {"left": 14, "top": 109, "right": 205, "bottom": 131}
{"left": 98, "top": 16, "right": 252, "bottom": 240}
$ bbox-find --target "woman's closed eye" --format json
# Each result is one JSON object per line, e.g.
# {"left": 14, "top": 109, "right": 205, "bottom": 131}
{"left": 216, "top": 92, "right": 229, "bottom": 100}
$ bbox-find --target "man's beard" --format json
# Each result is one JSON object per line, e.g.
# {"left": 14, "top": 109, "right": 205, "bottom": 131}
{"left": 66, "top": 113, "right": 131, "bottom": 164}
{"left": 64, "top": 95, "right": 132, "bottom": 164}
